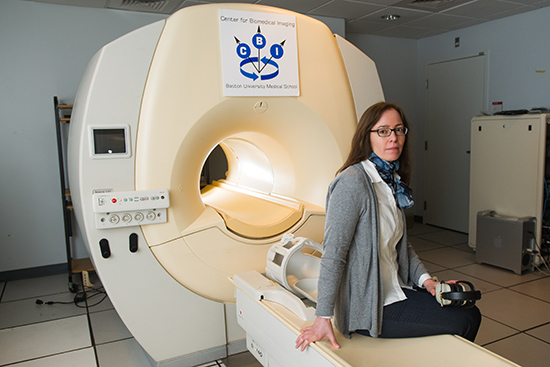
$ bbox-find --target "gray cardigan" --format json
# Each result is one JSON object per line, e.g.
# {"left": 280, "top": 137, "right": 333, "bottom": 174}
{"left": 315, "top": 163, "right": 428, "bottom": 339}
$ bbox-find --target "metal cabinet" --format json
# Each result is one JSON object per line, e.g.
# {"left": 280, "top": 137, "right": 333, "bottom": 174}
{"left": 468, "top": 114, "right": 549, "bottom": 253}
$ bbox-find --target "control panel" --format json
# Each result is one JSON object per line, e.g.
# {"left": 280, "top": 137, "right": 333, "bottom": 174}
{"left": 92, "top": 189, "right": 170, "bottom": 229}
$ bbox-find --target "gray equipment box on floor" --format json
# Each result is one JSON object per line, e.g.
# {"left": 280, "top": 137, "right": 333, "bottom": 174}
{"left": 476, "top": 211, "right": 535, "bottom": 275}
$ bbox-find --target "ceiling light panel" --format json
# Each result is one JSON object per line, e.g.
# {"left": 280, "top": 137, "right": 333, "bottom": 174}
{"left": 393, "top": 0, "right": 473, "bottom": 12}
{"left": 356, "top": 6, "right": 431, "bottom": 24}
{"left": 106, "top": 0, "right": 182, "bottom": 13}
{"left": 307, "top": 0, "right": 385, "bottom": 20}
{"left": 255, "top": 0, "right": 329, "bottom": 13}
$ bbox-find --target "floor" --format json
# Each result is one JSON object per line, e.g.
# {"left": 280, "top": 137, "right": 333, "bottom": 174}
{"left": 1, "top": 223, "right": 550, "bottom": 366}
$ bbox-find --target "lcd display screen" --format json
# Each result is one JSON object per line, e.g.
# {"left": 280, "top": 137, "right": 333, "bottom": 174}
{"left": 93, "top": 128, "right": 127, "bottom": 155}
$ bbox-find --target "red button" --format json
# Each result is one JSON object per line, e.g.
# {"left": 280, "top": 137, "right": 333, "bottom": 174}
{"left": 112, "top": 198, "right": 117, "bottom": 203}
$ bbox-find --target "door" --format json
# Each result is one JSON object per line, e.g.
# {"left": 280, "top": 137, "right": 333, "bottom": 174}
{"left": 424, "top": 54, "right": 487, "bottom": 233}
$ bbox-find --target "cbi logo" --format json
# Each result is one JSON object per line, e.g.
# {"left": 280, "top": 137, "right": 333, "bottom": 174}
{"left": 234, "top": 26, "right": 285, "bottom": 81}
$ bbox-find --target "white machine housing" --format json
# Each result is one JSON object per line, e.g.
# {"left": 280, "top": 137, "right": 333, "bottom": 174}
{"left": 68, "top": 3, "right": 384, "bottom": 365}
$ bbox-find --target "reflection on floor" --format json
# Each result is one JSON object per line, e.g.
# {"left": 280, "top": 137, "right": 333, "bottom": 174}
{"left": 1, "top": 224, "right": 550, "bottom": 366}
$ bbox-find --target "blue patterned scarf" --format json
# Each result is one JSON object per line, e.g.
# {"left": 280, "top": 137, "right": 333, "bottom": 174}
{"left": 368, "top": 153, "right": 414, "bottom": 209}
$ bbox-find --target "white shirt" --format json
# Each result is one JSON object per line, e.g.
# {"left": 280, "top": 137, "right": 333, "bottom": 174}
{"left": 361, "top": 160, "right": 431, "bottom": 306}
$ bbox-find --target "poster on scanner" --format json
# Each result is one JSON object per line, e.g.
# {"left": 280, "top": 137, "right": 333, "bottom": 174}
{"left": 219, "top": 9, "right": 300, "bottom": 97}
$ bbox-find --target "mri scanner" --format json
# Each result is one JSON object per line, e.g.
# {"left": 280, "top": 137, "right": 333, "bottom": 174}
{"left": 68, "top": 3, "right": 518, "bottom": 366}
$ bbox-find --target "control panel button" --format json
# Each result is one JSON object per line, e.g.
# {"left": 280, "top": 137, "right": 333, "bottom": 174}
{"left": 109, "top": 215, "right": 120, "bottom": 224}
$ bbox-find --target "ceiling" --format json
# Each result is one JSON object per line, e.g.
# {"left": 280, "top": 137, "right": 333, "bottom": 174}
{"left": 28, "top": 0, "right": 550, "bottom": 39}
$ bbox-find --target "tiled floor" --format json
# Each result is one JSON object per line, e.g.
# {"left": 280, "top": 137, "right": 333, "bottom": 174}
{"left": 1, "top": 224, "right": 550, "bottom": 366}
{"left": 0, "top": 272, "right": 260, "bottom": 367}
{"left": 409, "top": 223, "right": 550, "bottom": 366}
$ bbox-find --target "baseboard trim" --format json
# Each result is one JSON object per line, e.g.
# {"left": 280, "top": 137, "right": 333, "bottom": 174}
{"left": 0, "top": 263, "right": 68, "bottom": 282}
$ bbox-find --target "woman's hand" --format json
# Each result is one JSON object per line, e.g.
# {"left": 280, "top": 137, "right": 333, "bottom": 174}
{"left": 423, "top": 278, "right": 459, "bottom": 296}
{"left": 423, "top": 278, "right": 439, "bottom": 296}
{"left": 295, "top": 316, "right": 340, "bottom": 351}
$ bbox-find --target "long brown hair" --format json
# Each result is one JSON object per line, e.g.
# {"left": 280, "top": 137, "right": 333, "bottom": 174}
{"left": 337, "top": 101, "right": 412, "bottom": 184}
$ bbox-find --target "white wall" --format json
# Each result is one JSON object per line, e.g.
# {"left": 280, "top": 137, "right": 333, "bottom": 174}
{"left": 347, "top": 6, "right": 550, "bottom": 219}
{"left": 0, "top": 0, "right": 167, "bottom": 273}
{"left": 417, "top": 8, "right": 550, "bottom": 113}
{"left": 345, "top": 34, "right": 421, "bottom": 210}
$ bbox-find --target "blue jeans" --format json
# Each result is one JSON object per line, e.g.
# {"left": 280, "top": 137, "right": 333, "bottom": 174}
{"left": 356, "top": 288, "right": 482, "bottom": 342}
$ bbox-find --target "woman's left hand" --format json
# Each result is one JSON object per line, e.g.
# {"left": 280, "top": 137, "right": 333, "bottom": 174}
{"left": 295, "top": 316, "right": 340, "bottom": 351}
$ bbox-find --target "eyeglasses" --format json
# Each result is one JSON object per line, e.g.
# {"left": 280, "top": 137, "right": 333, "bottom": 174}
{"left": 370, "top": 126, "right": 408, "bottom": 137}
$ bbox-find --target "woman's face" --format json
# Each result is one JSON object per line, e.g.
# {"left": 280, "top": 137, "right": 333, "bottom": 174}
{"left": 369, "top": 108, "right": 406, "bottom": 162}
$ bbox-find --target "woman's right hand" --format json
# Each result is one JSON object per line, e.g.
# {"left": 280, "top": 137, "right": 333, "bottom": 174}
{"left": 423, "top": 278, "right": 439, "bottom": 296}
{"left": 295, "top": 316, "right": 340, "bottom": 351}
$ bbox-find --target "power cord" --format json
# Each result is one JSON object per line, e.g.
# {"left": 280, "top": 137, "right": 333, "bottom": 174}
{"left": 35, "top": 284, "right": 107, "bottom": 308}
{"left": 527, "top": 231, "right": 550, "bottom": 275}
{"left": 82, "top": 286, "right": 108, "bottom": 307}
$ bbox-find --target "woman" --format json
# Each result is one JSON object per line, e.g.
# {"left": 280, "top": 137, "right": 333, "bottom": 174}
{"left": 295, "top": 102, "right": 481, "bottom": 351}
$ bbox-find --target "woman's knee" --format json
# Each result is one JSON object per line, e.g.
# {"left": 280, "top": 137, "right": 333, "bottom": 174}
{"left": 454, "top": 306, "right": 482, "bottom": 342}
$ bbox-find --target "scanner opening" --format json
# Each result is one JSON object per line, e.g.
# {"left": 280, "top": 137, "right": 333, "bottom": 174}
{"left": 200, "top": 138, "right": 303, "bottom": 239}
{"left": 200, "top": 145, "right": 228, "bottom": 188}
